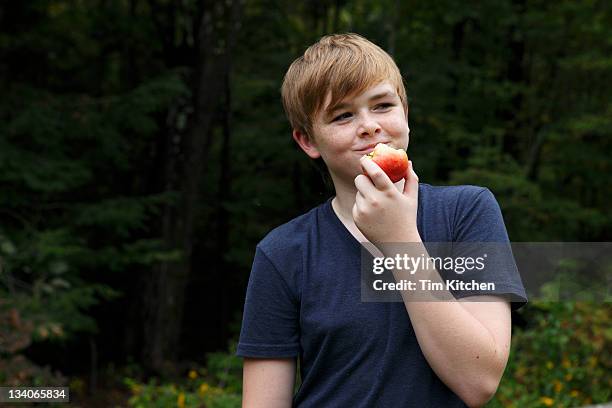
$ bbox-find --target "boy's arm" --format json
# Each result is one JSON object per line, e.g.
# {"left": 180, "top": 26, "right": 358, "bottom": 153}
{"left": 354, "top": 159, "right": 512, "bottom": 408}
{"left": 242, "top": 357, "right": 296, "bottom": 408}
{"left": 383, "top": 243, "right": 510, "bottom": 408}
{"left": 401, "top": 295, "right": 511, "bottom": 408}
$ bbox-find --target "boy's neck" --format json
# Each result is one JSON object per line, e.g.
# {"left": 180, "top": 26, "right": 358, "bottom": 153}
{"left": 331, "top": 193, "right": 355, "bottom": 225}
{"left": 331, "top": 177, "right": 406, "bottom": 224}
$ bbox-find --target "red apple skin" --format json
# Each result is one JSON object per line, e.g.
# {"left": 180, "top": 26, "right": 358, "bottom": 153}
{"left": 365, "top": 143, "right": 409, "bottom": 183}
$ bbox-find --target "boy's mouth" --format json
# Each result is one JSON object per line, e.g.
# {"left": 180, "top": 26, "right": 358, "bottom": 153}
{"left": 355, "top": 141, "right": 391, "bottom": 154}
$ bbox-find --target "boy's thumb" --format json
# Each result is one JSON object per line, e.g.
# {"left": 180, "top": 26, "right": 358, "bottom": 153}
{"left": 403, "top": 161, "right": 419, "bottom": 197}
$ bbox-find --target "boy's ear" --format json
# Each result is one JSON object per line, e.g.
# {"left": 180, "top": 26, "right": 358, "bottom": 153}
{"left": 292, "top": 129, "right": 321, "bottom": 159}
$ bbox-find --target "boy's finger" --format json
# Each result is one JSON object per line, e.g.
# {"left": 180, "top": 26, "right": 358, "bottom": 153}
{"left": 360, "top": 156, "right": 393, "bottom": 190}
{"left": 402, "top": 161, "right": 419, "bottom": 198}
{"left": 353, "top": 191, "right": 367, "bottom": 221}
{"left": 355, "top": 190, "right": 366, "bottom": 209}
{"left": 354, "top": 174, "right": 377, "bottom": 196}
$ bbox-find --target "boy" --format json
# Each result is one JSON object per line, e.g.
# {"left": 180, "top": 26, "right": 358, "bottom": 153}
{"left": 237, "top": 33, "right": 527, "bottom": 407}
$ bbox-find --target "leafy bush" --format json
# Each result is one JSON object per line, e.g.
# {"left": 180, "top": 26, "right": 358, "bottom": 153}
{"left": 0, "top": 231, "right": 103, "bottom": 388}
{"left": 488, "top": 302, "right": 611, "bottom": 407}
{"left": 126, "top": 341, "right": 242, "bottom": 408}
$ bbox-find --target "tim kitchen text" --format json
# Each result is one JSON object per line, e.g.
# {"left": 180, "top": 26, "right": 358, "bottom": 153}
{"left": 373, "top": 279, "right": 496, "bottom": 291}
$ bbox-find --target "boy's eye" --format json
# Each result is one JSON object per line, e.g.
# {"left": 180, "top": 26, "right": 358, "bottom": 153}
{"left": 332, "top": 112, "right": 352, "bottom": 122}
{"left": 331, "top": 103, "right": 394, "bottom": 122}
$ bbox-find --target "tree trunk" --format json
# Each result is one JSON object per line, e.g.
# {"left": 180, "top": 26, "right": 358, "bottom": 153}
{"left": 525, "top": 130, "right": 546, "bottom": 181}
{"left": 502, "top": 0, "right": 526, "bottom": 160}
{"left": 142, "top": 0, "right": 243, "bottom": 374}
{"left": 331, "top": 0, "right": 341, "bottom": 33}
{"left": 386, "top": 0, "right": 400, "bottom": 57}
{"left": 213, "top": 54, "right": 234, "bottom": 343}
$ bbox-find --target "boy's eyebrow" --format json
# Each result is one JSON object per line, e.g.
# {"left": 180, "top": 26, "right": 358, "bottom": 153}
{"left": 324, "top": 91, "right": 397, "bottom": 118}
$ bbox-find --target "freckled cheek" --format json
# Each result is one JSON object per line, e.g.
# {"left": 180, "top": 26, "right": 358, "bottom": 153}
{"left": 323, "top": 133, "right": 354, "bottom": 153}
{"left": 384, "top": 117, "right": 409, "bottom": 135}
{"left": 384, "top": 120, "right": 409, "bottom": 152}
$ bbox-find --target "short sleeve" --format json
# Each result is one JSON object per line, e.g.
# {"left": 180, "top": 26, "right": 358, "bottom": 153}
{"left": 446, "top": 188, "right": 528, "bottom": 310}
{"left": 236, "top": 246, "right": 300, "bottom": 358}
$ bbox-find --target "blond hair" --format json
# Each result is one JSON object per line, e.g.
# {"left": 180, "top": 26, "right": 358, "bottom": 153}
{"left": 281, "top": 33, "right": 408, "bottom": 140}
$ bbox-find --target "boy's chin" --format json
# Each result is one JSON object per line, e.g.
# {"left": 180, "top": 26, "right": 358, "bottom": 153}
{"left": 328, "top": 168, "right": 361, "bottom": 185}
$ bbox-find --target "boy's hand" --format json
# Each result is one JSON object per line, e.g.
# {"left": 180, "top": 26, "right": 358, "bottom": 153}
{"left": 353, "top": 156, "right": 421, "bottom": 245}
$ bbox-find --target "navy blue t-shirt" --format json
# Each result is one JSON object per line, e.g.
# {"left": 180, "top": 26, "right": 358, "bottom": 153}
{"left": 237, "top": 184, "right": 528, "bottom": 407}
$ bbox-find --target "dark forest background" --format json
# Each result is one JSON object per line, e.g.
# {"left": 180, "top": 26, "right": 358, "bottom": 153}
{"left": 0, "top": 0, "right": 610, "bottom": 406}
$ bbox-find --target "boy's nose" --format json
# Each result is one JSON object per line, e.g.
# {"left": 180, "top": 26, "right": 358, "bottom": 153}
{"left": 358, "top": 117, "right": 382, "bottom": 138}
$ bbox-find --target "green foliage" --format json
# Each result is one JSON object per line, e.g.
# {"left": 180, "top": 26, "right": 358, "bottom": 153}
{"left": 0, "top": 230, "right": 117, "bottom": 338}
{"left": 0, "top": 1, "right": 188, "bottom": 389}
{"left": 126, "top": 341, "right": 243, "bottom": 408}
{"left": 126, "top": 379, "right": 241, "bottom": 408}
{"left": 488, "top": 302, "right": 612, "bottom": 407}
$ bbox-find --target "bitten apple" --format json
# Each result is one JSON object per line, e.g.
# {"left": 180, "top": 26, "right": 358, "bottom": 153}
{"left": 364, "top": 143, "right": 409, "bottom": 183}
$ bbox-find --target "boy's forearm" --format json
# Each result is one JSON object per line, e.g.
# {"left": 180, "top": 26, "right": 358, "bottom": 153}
{"left": 386, "top": 240, "right": 507, "bottom": 408}
{"left": 400, "top": 299, "right": 504, "bottom": 407}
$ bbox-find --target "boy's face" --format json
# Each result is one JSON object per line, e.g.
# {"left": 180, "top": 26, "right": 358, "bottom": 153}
{"left": 294, "top": 81, "right": 410, "bottom": 188}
